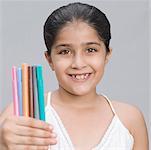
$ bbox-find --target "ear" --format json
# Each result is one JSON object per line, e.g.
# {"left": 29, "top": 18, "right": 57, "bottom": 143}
{"left": 44, "top": 51, "right": 54, "bottom": 70}
{"left": 105, "top": 48, "right": 112, "bottom": 64}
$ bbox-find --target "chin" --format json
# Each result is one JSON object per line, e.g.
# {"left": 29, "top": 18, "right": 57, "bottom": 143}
{"left": 68, "top": 86, "right": 93, "bottom": 96}
{"left": 59, "top": 83, "right": 95, "bottom": 96}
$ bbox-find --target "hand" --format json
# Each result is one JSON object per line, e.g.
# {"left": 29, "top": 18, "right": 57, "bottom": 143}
{"left": 0, "top": 116, "right": 57, "bottom": 150}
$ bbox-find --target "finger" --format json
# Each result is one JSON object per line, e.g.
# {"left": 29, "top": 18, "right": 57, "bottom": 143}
{"left": 11, "top": 134, "right": 57, "bottom": 146}
{"left": 12, "top": 116, "right": 53, "bottom": 131}
{"left": 8, "top": 144, "right": 49, "bottom": 150}
{"left": 13, "top": 124, "right": 57, "bottom": 138}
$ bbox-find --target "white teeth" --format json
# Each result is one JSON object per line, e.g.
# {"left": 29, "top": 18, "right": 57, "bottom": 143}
{"left": 72, "top": 75, "right": 75, "bottom": 78}
{"left": 81, "top": 75, "right": 84, "bottom": 79}
{"left": 76, "top": 75, "right": 81, "bottom": 80}
{"left": 85, "top": 73, "right": 89, "bottom": 79}
{"left": 71, "top": 73, "right": 90, "bottom": 80}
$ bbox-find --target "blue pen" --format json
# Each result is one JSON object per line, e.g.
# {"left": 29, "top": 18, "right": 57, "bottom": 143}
{"left": 36, "top": 66, "right": 45, "bottom": 121}
{"left": 17, "top": 68, "right": 22, "bottom": 116}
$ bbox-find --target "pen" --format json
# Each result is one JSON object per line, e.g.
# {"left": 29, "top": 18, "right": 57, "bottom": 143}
{"left": 36, "top": 66, "right": 45, "bottom": 121}
{"left": 22, "top": 63, "right": 29, "bottom": 117}
{"left": 28, "top": 66, "right": 34, "bottom": 118}
{"left": 32, "top": 66, "right": 39, "bottom": 119}
{"left": 12, "top": 66, "right": 19, "bottom": 116}
{"left": 17, "top": 67, "right": 22, "bottom": 116}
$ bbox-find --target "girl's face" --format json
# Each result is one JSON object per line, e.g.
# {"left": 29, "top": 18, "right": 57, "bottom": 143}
{"left": 45, "top": 21, "right": 112, "bottom": 96}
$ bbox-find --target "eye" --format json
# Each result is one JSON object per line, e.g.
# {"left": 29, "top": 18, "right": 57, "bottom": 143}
{"left": 86, "top": 48, "right": 98, "bottom": 53}
{"left": 59, "top": 49, "right": 71, "bottom": 55}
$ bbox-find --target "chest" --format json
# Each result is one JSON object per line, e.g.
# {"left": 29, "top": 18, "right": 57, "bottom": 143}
{"left": 53, "top": 106, "right": 114, "bottom": 149}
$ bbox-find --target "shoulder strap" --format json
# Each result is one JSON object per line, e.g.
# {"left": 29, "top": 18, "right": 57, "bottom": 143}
{"left": 102, "top": 94, "right": 116, "bottom": 115}
{"left": 47, "top": 91, "right": 51, "bottom": 106}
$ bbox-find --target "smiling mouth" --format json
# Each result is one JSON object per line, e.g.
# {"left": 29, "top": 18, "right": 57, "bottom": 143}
{"left": 68, "top": 73, "right": 92, "bottom": 81}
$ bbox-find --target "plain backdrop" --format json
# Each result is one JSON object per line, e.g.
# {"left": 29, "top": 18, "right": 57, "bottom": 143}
{"left": 0, "top": 0, "right": 150, "bottom": 145}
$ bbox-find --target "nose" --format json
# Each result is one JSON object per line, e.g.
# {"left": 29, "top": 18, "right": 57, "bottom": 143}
{"left": 71, "top": 52, "right": 87, "bottom": 69}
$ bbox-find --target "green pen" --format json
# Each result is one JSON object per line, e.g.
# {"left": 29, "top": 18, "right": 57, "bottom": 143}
{"left": 36, "top": 66, "right": 45, "bottom": 121}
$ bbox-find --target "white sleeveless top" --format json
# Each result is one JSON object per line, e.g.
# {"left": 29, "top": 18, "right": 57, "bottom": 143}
{"left": 45, "top": 92, "right": 134, "bottom": 150}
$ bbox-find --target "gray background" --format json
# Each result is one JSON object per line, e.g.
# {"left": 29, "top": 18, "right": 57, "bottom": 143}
{"left": 0, "top": 0, "right": 150, "bottom": 145}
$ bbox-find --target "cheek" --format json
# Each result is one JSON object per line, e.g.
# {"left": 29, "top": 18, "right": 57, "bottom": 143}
{"left": 52, "top": 58, "right": 70, "bottom": 73}
{"left": 90, "top": 56, "right": 106, "bottom": 71}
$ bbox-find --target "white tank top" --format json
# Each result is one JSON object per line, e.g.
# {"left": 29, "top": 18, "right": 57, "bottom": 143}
{"left": 45, "top": 92, "right": 134, "bottom": 150}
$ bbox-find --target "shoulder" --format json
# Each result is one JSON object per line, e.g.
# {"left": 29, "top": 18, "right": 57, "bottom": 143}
{"left": 44, "top": 93, "right": 48, "bottom": 106}
{"left": 111, "top": 100, "right": 146, "bottom": 131}
{"left": 111, "top": 100, "right": 143, "bottom": 123}
{"left": 44, "top": 90, "right": 58, "bottom": 106}
{"left": 111, "top": 100, "right": 149, "bottom": 149}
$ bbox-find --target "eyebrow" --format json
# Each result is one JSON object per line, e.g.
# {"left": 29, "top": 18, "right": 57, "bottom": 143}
{"left": 85, "top": 42, "right": 101, "bottom": 46}
{"left": 54, "top": 42, "right": 101, "bottom": 49}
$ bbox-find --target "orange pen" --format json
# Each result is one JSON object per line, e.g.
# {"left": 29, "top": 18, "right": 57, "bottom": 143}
{"left": 22, "top": 63, "right": 29, "bottom": 117}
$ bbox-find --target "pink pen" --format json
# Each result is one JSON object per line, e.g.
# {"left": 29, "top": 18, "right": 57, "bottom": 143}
{"left": 12, "top": 66, "right": 19, "bottom": 116}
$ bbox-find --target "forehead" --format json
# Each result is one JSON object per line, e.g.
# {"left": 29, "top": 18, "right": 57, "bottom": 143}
{"left": 53, "top": 21, "right": 101, "bottom": 45}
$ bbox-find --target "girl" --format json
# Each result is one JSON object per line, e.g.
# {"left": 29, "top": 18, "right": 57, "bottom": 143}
{"left": 0, "top": 2, "right": 149, "bottom": 150}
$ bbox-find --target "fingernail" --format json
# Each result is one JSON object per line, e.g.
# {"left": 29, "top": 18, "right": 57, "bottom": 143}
{"left": 51, "top": 133, "right": 57, "bottom": 137}
{"left": 49, "top": 125, "right": 53, "bottom": 130}
{"left": 44, "top": 146, "right": 49, "bottom": 150}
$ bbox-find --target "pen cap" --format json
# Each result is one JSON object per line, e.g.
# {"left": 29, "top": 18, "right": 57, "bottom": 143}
{"left": 32, "top": 66, "right": 40, "bottom": 119}
{"left": 12, "top": 66, "right": 19, "bottom": 116}
{"left": 17, "top": 67, "right": 23, "bottom": 116}
{"left": 22, "top": 63, "right": 29, "bottom": 117}
{"left": 36, "top": 65, "right": 45, "bottom": 121}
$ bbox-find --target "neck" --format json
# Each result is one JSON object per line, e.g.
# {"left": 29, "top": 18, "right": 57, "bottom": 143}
{"left": 55, "top": 86, "right": 100, "bottom": 109}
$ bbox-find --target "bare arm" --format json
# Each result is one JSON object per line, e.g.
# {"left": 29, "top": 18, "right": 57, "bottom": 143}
{"left": 112, "top": 101, "right": 149, "bottom": 150}
{"left": 131, "top": 107, "right": 149, "bottom": 150}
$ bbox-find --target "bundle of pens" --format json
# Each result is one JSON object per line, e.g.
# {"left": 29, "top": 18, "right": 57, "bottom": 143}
{"left": 12, "top": 63, "right": 45, "bottom": 121}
